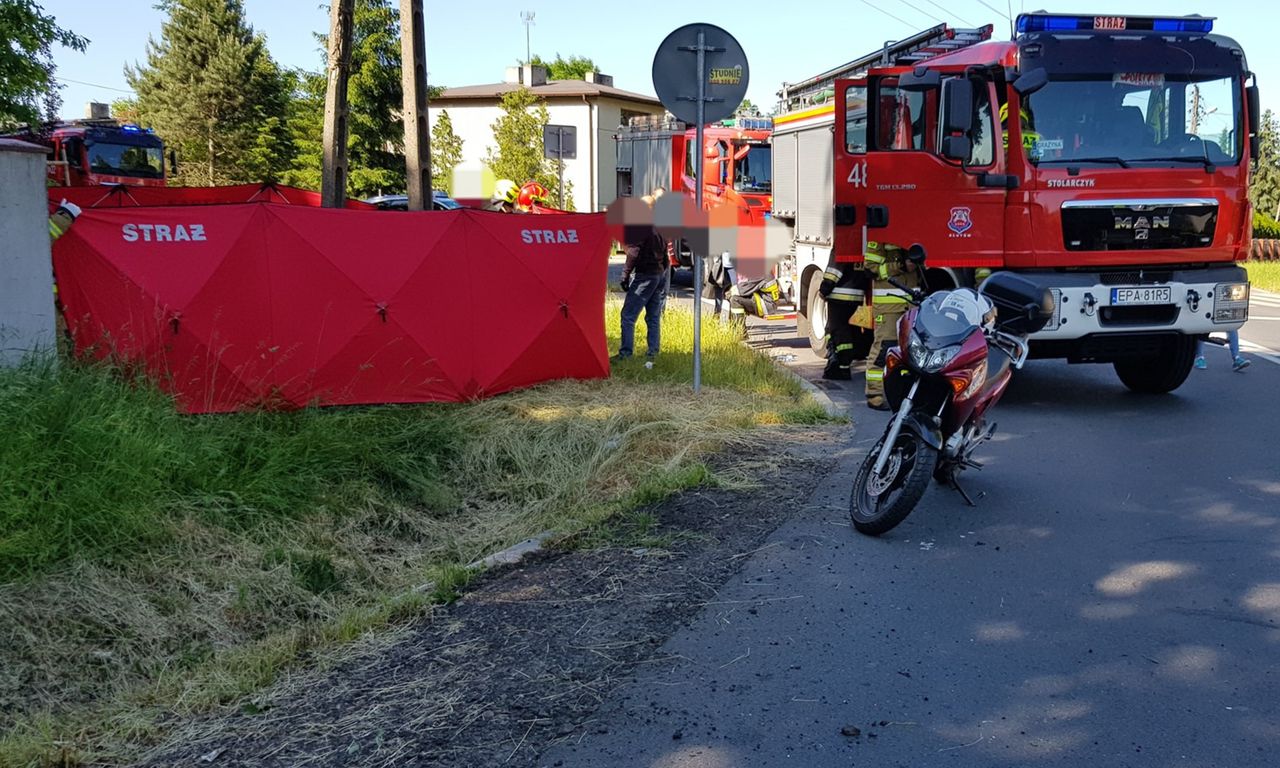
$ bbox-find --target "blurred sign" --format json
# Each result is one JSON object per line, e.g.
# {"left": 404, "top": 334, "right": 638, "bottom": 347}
{"left": 543, "top": 125, "right": 577, "bottom": 160}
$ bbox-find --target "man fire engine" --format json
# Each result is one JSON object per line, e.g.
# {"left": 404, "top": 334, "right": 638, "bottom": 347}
{"left": 3, "top": 104, "right": 168, "bottom": 188}
{"left": 772, "top": 13, "right": 1255, "bottom": 394}
{"left": 615, "top": 115, "right": 773, "bottom": 266}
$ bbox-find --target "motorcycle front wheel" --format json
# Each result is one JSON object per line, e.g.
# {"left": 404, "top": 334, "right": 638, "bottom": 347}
{"left": 850, "top": 430, "right": 938, "bottom": 536}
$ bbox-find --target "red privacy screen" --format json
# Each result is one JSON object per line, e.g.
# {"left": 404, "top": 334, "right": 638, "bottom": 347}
{"left": 52, "top": 203, "right": 610, "bottom": 413}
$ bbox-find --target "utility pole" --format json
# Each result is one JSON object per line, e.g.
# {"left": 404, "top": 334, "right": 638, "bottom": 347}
{"left": 521, "top": 11, "right": 535, "bottom": 64}
{"left": 401, "top": 0, "right": 432, "bottom": 210}
{"left": 1190, "top": 84, "right": 1202, "bottom": 134}
{"left": 321, "top": 0, "right": 354, "bottom": 208}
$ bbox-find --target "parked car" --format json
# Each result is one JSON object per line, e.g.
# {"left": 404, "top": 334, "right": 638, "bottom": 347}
{"left": 364, "top": 191, "right": 463, "bottom": 211}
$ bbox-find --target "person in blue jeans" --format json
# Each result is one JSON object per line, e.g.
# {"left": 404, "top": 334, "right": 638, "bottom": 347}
{"left": 614, "top": 207, "right": 669, "bottom": 361}
{"left": 1195, "top": 330, "right": 1251, "bottom": 371}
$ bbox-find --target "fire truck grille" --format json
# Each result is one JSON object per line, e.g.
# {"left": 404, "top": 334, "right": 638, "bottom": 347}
{"left": 1098, "top": 271, "right": 1173, "bottom": 286}
{"left": 1061, "top": 202, "right": 1217, "bottom": 252}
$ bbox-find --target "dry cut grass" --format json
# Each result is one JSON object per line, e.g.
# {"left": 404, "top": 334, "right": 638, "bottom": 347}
{"left": 0, "top": 300, "right": 827, "bottom": 767}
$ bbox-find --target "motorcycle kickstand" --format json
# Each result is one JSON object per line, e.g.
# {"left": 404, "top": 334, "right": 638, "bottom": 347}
{"left": 952, "top": 475, "right": 979, "bottom": 507}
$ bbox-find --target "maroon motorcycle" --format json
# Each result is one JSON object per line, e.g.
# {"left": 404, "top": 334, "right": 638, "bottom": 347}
{"left": 851, "top": 252, "right": 1054, "bottom": 536}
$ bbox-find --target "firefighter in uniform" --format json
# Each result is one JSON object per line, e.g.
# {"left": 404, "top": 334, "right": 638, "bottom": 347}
{"left": 819, "top": 259, "right": 871, "bottom": 380}
{"left": 49, "top": 198, "right": 81, "bottom": 241}
{"left": 1000, "top": 102, "right": 1038, "bottom": 155}
{"left": 864, "top": 240, "right": 920, "bottom": 411}
{"left": 486, "top": 179, "right": 519, "bottom": 212}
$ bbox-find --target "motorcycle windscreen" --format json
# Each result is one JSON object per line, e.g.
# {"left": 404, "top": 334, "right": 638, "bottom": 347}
{"left": 914, "top": 290, "right": 983, "bottom": 348}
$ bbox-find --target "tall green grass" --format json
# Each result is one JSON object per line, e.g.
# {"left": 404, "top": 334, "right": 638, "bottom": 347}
{"left": 1246, "top": 261, "right": 1280, "bottom": 293}
{"left": 605, "top": 299, "right": 808, "bottom": 400}
{"left": 0, "top": 359, "right": 460, "bottom": 579}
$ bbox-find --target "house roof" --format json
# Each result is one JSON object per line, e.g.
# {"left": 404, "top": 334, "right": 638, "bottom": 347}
{"left": 435, "top": 80, "right": 663, "bottom": 107}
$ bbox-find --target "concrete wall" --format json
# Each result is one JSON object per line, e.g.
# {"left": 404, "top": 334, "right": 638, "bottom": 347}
{"left": 430, "top": 97, "right": 663, "bottom": 212}
{"left": 0, "top": 142, "right": 56, "bottom": 366}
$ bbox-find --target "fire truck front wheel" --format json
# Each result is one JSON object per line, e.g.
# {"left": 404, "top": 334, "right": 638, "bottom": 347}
{"left": 804, "top": 271, "right": 827, "bottom": 355}
{"left": 1113, "top": 335, "right": 1197, "bottom": 394}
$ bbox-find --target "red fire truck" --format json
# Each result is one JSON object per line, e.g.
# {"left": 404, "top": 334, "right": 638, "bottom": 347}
{"left": 4, "top": 109, "right": 168, "bottom": 187}
{"left": 615, "top": 114, "right": 773, "bottom": 264}
{"left": 774, "top": 13, "right": 1256, "bottom": 393}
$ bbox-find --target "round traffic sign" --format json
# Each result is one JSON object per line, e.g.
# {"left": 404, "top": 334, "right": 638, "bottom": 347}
{"left": 651, "top": 23, "right": 749, "bottom": 126}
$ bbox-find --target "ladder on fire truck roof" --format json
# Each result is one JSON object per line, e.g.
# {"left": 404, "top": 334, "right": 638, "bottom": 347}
{"left": 777, "top": 23, "right": 995, "bottom": 113}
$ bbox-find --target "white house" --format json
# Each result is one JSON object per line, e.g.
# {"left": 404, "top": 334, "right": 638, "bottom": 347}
{"left": 431, "top": 66, "right": 665, "bottom": 212}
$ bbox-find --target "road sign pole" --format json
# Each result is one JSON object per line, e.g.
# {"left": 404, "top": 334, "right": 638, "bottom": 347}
{"left": 651, "top": 22, "right": 748, "bottom": 396}
{"left": 693, "top": 29, "right": 705, "bottom": 394}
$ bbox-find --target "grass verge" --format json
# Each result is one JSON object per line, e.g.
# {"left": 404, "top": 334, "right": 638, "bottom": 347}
{"left": 0, "top": 299, "right": 827, "bottom": 767}
{"left": 1245, "top": 260, "right": 1280, "bottom": 294}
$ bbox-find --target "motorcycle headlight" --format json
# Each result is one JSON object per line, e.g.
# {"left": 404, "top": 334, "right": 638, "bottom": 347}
{"left": 907, "top": 331, "right": 929, "bottom": 370}
{"left": 907, "top": 332, "right": 961, "bottom": 373}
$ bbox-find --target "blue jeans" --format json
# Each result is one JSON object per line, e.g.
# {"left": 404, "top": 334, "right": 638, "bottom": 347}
{"left": 1197, "top": 330, "right": 1240, "bottom": 358}
{"left": 619, "top": 271, "right": 668, "bottom": 357}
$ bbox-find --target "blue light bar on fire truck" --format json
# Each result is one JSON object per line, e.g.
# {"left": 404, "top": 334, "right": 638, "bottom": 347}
{"left": 1016, "top": 13, "right": 1214, "bottom": 35}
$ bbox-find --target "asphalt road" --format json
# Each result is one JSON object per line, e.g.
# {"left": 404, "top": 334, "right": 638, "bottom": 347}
{"left": 547, "top": 289, "right": 1280, "bottom": 767}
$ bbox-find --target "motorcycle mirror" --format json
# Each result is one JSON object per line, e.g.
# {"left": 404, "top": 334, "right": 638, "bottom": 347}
{"left": 907, "top": 243, "right": 927, "bottom": 265}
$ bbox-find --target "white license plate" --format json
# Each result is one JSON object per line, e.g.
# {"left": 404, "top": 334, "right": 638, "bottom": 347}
{"left": 1110, "top": 286, "right": 1171, "bottom": 305}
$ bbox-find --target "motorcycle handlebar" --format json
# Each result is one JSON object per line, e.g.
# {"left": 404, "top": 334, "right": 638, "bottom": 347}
{"left": 886, "top": 276, "right": 925, "bottom": 304}
{"left": 987, "top": 328, "right": 1031, "bottom": 369}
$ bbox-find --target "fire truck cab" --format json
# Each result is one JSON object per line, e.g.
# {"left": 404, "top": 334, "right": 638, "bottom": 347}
{"left": 616, "top": 115, "right": 773, "bottom": 264}
{"left": 778, "top": 13, "right": 1256, "bottom": 393}
{"left": 4, "top": 106, "right": 169, "bottom": 188}
{"left": 43, "top": 122, "right": 168, "bottom": 187}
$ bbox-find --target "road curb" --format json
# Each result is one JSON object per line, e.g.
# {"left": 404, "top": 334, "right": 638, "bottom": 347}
{"left": 761, "top": 352, "right": 849, "bottom": 421}
{"left": 467, "top": 531, "right": 555, "bottom": 570}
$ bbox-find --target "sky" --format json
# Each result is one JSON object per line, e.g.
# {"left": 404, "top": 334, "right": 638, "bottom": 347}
{"left": 42, "top": 0, "right": 1279, "bottom": 120}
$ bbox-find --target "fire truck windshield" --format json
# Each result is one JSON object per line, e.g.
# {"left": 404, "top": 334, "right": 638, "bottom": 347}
{"left": 735, "top": 144, "right": 772, "bottom": 193}
{"left": 1017, "top": 31, "right": 1245, "bottom": 169}
{"left": 86, "top": 141, "right": 164, "bottom": 179}
{"left": 1023, "top": 73, "right": 1240, "bottom": 167}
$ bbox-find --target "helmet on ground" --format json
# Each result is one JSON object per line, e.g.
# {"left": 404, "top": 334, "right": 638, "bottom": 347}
{"left": 518, "top": 181, "right": 549, "bottom": 209}
{"left": 492, "top": 179, "right": 519, "bottom": 205}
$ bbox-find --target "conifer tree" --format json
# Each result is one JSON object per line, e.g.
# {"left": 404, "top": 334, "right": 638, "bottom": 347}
{"left": 1252, "top": 109, "right": 1280, "bottom": 220}
{"left": 126, "top": 0, "right": 291, "bottom": 185}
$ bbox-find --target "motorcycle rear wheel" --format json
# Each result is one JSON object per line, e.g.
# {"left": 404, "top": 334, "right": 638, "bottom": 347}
{"left": 850, "top": 430, "right": 938, "bottom": 536}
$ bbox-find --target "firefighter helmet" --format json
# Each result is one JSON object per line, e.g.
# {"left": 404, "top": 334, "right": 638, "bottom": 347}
{"left": 492, "top": 179, "right": 519, "bottom": 205}
{"left": 998, "top": 102, "right": 1031, "bottom": 127}
{"left": 518, "top": 181, "right": 549, "bottom": 209}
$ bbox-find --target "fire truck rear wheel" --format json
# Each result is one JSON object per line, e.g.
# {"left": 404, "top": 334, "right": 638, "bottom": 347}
{"left": 1113, "top": 335, "right": 1197, "bottom": 394}
{"left": 805, "top": 271, "right": 827, "bottom": 355}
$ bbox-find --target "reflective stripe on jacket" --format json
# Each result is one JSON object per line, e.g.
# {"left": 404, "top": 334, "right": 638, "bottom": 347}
{"left": 871, "top": 288, "right": 910, "bottom": 306}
